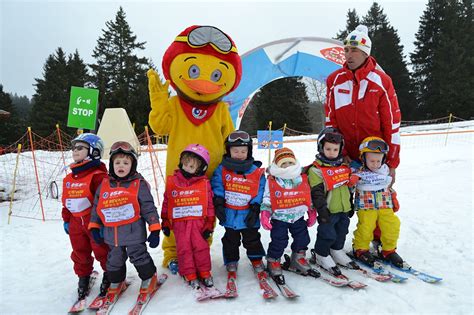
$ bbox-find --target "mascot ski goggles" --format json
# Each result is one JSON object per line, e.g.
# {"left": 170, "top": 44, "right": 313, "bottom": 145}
{"left": 110, "top": 141, "right": 138, "bottom": 159}
{"left": 175, "top": 26, "right": 238, "bottom": 54}
{"left": 359, "top": 139, "right": 389, "bottom": 153}
{"left": 228, "top": 130, "right": 251, "bottom": 143}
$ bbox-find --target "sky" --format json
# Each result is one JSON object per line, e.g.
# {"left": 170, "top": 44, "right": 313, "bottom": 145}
{"left": 0, "top": 0, "right": 428, "bottom": 99}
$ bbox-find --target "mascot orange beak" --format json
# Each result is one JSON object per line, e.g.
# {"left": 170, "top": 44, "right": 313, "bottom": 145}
{"left": 182, "top": 79, "right": 223, "bottom": 94}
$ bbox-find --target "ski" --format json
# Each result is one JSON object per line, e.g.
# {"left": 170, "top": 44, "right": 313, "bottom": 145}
{"left": 318, "top": 265, "right": 367, "bottom": 289}
{"left": 96, "top": 281, "right": 131, "bottom": 315}
{"left": 377, "top": 259, "right": 442, "bottom": 283}
{"left": 195, "top": 285, "right": 226, "bottom": 301}
{"left": 308, "top": 254, "right": 367, "bottom": 290}
{"left": 224, "top": 271, "right": 238, "bottom": 298}
{"left": 128, "top": 273, "right": 168, "bottom": 315}
{"left": 338, "top": 263, "right": 392, "bottom": 282}
{"left": 268, "top": 273, "right": 299, "bottom": 299}
{"left": 271, "top": 276, "right": 299, "bottom": 299}
{"left": 68, "top": 270, "right": 99, "bottom": 313}
{"left": 256, "top": 271, "right": 278, "bottom": 299}
{"left": 188, "top": 280, "right": 225, "bottom": 301}
{"left": 88, "top": 295, "right": 107, "bottom": 311}
{"left": 347, "top": 252, "right": 408, "bottom": 283}
{"left": 281, "top": 254, "right": 348, "bottom": 288}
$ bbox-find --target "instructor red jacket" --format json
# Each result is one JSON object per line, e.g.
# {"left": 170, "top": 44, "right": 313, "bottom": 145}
{"left": 324, "top": 56, "right": 401, "bottom": 168}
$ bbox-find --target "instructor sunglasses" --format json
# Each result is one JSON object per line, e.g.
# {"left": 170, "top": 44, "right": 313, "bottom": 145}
{"left": 360, "top": 139, "right": 389, "bottom": 153}
{"left": 343, "top": 39, "right": 369, "bottom": 48}
{"left": 228, "top": 130, "right": 251, "bottom": 143}
{"left": 175, "top": 26, "right": 238, "bottom": 54}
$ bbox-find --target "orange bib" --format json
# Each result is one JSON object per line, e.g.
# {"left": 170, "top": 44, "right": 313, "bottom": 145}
{"left": 96, "top": 179, "right": 141, "bottom": 227}
{"left": 166, "top": 176, "right": 208, "bottom": 223}
{"left": 62, "top": 169, "right": 105, "bottom": 217}
{"left": 222, "top": 168, "right": 264, "bottom": 210}
{"left": 269, "top": 174, "right": 311, "bottom": 215}
{"left": 313, "top": 163, "right": 350, "bottom": 191}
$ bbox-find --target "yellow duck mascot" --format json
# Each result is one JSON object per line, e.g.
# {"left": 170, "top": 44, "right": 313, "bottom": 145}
{"left": 147, "top": 25, "right": 242, "bottom": 270}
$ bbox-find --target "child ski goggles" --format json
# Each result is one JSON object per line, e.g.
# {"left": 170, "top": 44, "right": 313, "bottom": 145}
{"left": 228, "top": 130, "right": 251, "bottom": 143}
{"left": 110, "top": 141, "right": 138, "bottom": 159}
{"left": 359, "top": 139, "right": 389, "bottom": 153}
{"left": 175, "top": 26, "right": 238, "bottom": 54}
{"left": 320, "top": 132, "right": 343, "bottom": 144}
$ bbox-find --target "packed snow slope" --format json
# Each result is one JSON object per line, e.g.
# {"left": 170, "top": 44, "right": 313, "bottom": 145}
{"left": 1, "top": 122, "right": 472, "bottom": 314}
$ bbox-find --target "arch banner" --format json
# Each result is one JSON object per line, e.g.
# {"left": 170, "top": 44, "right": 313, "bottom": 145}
{"left": 224, "top": 38, "right": 344, "bottom": 128}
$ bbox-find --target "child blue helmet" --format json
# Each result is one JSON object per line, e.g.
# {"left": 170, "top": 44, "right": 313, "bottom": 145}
{"left": 71, "top": 133, "right": 104, "bottom": 160}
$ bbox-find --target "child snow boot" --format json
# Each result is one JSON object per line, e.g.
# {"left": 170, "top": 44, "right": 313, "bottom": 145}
{"left": 251, "top": 259, "right": 265, "bottom": 273}
{"left": 287, "top": 251, "right": 320, "bottom": 278}
{"left": 201, "top": 276, "right": 214, "bottom": 288}
{"left": 140, "top": 273, "right": 158, "bottom": 293}
{"left": 311, "top": 249, "right": 342, "bottom": 276}
{"left": 188, "top": 279, "right": 201, "bottom": 290}
{"left": 330, "top": 249, "right": 359, "bottom": 269}
{"left": 168, "top": 259, "right": 179, "bottom": 275}
{"left": 185, "top": 274, "right": 201, "bottom": 289}
{"left": 77, "top": 275, "right": 90, "bottom": 300}
{"left": 199, "top": 271, "right": 214, "bottom": 287}
{"left": 266, "top": 257, "right": 283, "bottom": 277}
{"left": 354, "top": 249, "right": 376, "bottom": 267}
{"left": 267, "top": 257, "right": 285, "bottom": 285}
{"left": 371, "top": 239, "right": 383, "bottom": 258}
{"left": 99, "top": 272, "right": 110, "bottom": 297}
{"left": 289, "top": 251, "right": 312, "bottom": 274}
{"left": 226, "top": 262, "right": 238, "bottom": 272}
{"left": 383, "top": 251, "right": 407, "bottom": 269}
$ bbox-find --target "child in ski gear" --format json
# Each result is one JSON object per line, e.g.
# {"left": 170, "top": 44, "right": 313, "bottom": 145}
{"left": 211, "top": 130, "right": 266, "bottom": 273}
{"left": 351, "top": 137, "right": 404, "bottom": 268}
{"left": 161, "top": 144, "right": 216, "bottom": 288}
{"left": 308, "top": 127, "right": 355, "bottom": 275}
{"left": 89, "top": 141, "right": 161, "bottom": 296}
{"left": 62, "top": 133, "right": 110, "bottom": 299}
{"left": 260, "top": 148, "right": 317, "bottom": 280}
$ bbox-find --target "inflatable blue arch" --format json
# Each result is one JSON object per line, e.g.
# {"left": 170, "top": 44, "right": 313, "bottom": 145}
{"left": 224, "top": 37, "right": 345, "bottom": 128}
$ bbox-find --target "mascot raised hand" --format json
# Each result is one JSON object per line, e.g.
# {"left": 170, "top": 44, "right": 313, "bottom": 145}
{"left": 147, "top": 25, "right": 242, "bottom": 270}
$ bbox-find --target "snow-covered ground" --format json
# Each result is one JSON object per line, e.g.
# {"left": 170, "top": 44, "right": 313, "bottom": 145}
{"left": 1, "top": 122, "right": 473, "bottom": 314}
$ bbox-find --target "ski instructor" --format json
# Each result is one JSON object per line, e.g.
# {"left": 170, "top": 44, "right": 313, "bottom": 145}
{"left": 324, "top": 24, "right": 401, "bottom": 178}
{"left": 324, "top": 25, "right": 402, "bottom": 243}
{"left": 147, "top": 25, "right": 242, "bottom": 273}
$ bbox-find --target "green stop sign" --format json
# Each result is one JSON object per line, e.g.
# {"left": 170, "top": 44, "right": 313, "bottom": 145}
{"left": 67, "top": 86, "right": 99, "bottom": 130}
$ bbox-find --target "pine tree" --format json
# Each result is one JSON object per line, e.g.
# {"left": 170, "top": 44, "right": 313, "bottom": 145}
{"left": 335, "top": 9, "right": 361, "bottom": 40}
{"left": 361, "top": 2, "right": 418, "bottom": 119}
{"left": 30, "top": 48, "right": 89, "bottom": 136}
{"left": 0, "top": 85, "right": 22, "bottom": 145}
{"left": 30, "top": 48, "right": 69, "bottom": 136}
{"left": 90, "top": 7, "right": 151, "bottom": 132}
{"left": 411, "top": 0, "right": 473, "bottom": 119}
{"left": 251, "top": 77, "right": 312, "bottom": 132}
{"left": 239, "top": 102, "right": 259, "bottom": 135}
{"left": 10, "top": 93, "right": 32, "bottom": 133}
